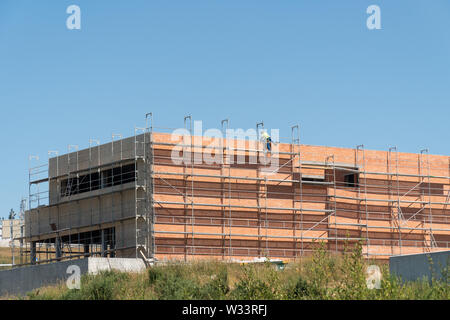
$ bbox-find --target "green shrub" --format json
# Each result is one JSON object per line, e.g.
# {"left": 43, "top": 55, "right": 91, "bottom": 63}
{"left": 230, "top": 262, "right": 282, "bottom": 300}
{"left": 149, "top": 264, "right": 200, "bottom": 299}
{"left": 303, "top": 242, "right": 337, "bottom": 299}
{"left": 148, "top": 266, "right": 164, "bottom": 286}
{"left": 198, "top": 268, "right": 229, "bottom": 300}
{"left": 285, "top": 276, "right": 311, "bottom": 300}
{"left": 61, "top": 270, "right": 129, "bottom": 300}
{"left": 335, "top": 241, "right": 371, "bottom": 299}
{"left": 146, "top": 262, "right": 231, "bottom": 300}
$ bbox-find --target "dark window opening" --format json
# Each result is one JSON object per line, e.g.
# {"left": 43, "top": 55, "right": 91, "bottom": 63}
{"left": 120, "top": 164, "right": 136, "bottom": 184}
{"left": 112, "top": 167, "right": 122, "bottom": 186}
{"left": 78, "top": 174, "right": 91, "bottom": 193}
{"left": 102, "top": 169, "right": 113, "bottom": 188}
{"left": 41, "top": 227, "right": 116, "bottom": 259}
{"left": 91, "top": 172, "right": 100, "bottom": 190}
{"left": 60, "top": 163, "right": 136, "bottom": 197}
{"left": 344, "top": 173, "right": 359, "bottom": 188}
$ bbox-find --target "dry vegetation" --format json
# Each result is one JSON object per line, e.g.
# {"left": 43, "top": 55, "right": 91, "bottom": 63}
{"left": 2, "top": 242, "right": 449, "bottom": 300}
{"left": 0, "top": 247, "right": 20, "bottom": 269}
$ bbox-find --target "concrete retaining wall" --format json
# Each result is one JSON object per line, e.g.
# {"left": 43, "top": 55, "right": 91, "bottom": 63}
{"left": 389, "top": 250, "right": 450, "bottom": 282}
{"left": 87, "top": 257, "right": 146, "bottom": 275}
{"left": 0, "top": 257, "right": 146, "bottom": 297}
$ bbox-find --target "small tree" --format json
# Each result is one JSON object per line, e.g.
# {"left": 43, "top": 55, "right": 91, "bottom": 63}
{"left": 8, "top": 209, "right": 15, "bottom": 220}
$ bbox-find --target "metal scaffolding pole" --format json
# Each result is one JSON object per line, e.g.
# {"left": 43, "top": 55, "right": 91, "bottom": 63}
{"left": 388, "top": 146, "right": 403, "bottom": 255}
{"left": 356, "top": 145, "right": 369, "bottom": 258}
{"left": 265, "top": 175, "right": 268, "bottom": 256}
{"left": 112, "top": 133, "right": 123, "bottom": 257}
{"left": 420, "top": 149, "right": 436, "bottom": 250}
{"left": 256, "top": 121, "right": 264, "bottom": 258}
{"left": 146, "top": 112, "right": 155, "bottom": 260}
{"left": 221, "top": 119, "right": 231, "bottom": 259}
{"left": 291, "top": 125, "right": 302, "bottom": 258}
{"left": 134, "top": 126, "right": 147, "bottom": 259}
{"left": 325, "top": 155, "right": 338, "bottom": 254}
{"left": 184, "top": 115, "right": 194, "bottom": 258}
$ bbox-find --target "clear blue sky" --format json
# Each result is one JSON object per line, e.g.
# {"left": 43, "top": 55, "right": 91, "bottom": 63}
{"left": 1, "top": 1, "right": 449, "bottom": 218}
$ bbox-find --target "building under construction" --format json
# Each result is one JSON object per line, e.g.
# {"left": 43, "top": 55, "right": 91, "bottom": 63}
{"left": 23, "top": 115, "right": 450, "bottom": 265}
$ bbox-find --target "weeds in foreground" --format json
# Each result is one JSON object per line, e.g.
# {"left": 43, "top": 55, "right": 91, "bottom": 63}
{"left": 23, "top": 244, "right": 449, "bottom": 300}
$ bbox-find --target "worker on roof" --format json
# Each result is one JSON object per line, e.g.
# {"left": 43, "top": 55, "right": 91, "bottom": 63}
{"left": 260, "top": 130, "right": 275, "bottom": 153}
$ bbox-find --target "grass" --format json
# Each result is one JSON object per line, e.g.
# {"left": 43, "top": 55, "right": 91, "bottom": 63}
{"left": 0, "top": 247, "right": 20, "bottom": 270}
{"left": 4, "top": 242, "right": 449, "bottom": 300}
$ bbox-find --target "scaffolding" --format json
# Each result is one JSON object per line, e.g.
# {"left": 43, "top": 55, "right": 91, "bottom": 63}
{"left": 22, "top": 131, "right": 140, "bottom": 265}
{"left": 20, "top": 115, "right": 450, "bottom": 266}
{"left": 148, "top": 118, "right": 450, "bottom": 261}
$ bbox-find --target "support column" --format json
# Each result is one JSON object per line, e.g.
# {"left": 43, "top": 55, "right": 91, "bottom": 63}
{"left": 110, "top": 230, "right": 116, "bottom": 258}
{"left": 30, "top": 241, "right": 36, "bottom": 265}
{"left": 84, "top": 243, "right": 90, "bottom": 258}
{"left": 55, "top": 237, "right": 62, "bottom": 260}
{"left": 101, "top": 229, "right": 107, "bottom": 257}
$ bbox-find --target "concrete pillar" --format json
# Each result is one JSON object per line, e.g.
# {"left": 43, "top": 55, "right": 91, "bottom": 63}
{"left": 84, "top": 243, "right": 90, "bottom": 258}
{"left": 101, "top": 229, "right": 107, "bottom": 257}
{"left": 30, "top": 241, "right": 36, "bottom": 265}
{"left": 110, "top": 231, "right": 116, "bottom": 258}
{"left": 55, "top": 237, "right": 61, "bottom": 260}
